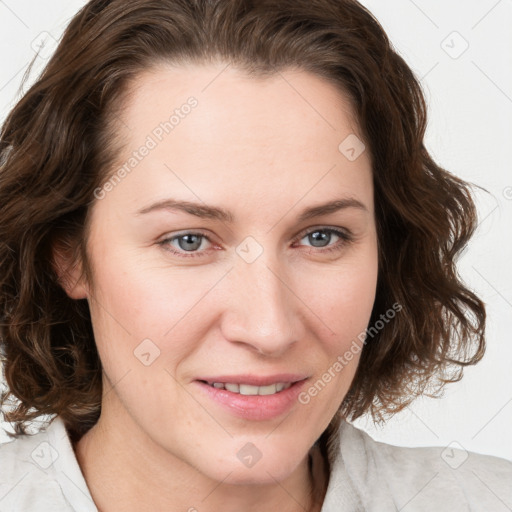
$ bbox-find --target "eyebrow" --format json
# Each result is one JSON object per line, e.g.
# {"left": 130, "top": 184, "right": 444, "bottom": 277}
{"left": 135, "top": 197, "right": 368, "bottom": 223}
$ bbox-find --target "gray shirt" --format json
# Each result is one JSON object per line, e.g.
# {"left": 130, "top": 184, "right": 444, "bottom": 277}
{"left": 1, "top": 415, "right": 511, "bottom": 511}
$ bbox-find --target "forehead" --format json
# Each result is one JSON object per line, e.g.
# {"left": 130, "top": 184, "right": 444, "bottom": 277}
{"left": 121, "top": 63, "right": 363, "bottom": 156}
{"left": 95, "top": 62, "right": 373, "bottom": 223}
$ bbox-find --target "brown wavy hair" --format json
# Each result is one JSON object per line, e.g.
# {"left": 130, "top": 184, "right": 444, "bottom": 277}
{"left": 0, "top": 0, "right": 485, "bottom": 462}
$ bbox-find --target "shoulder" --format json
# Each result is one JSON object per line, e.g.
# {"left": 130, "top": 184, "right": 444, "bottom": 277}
{"left": 0, "top": 416, "right": 97, "bottom": 511}
{"left": 328, "top": 420, "right": 512, "bottom": 512}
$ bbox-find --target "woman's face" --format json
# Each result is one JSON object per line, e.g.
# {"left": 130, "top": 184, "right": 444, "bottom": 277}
{"left": 68, "top": 63, "right": 378, "bottom": 484}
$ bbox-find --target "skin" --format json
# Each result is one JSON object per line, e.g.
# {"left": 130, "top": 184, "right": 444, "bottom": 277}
{"left": 54, "top": 62, "right": 379, "bottom": 512}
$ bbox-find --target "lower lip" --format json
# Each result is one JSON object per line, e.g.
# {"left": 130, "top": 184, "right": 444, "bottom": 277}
{"left": 194, "top": 379, "right": 308, "bottom": 421}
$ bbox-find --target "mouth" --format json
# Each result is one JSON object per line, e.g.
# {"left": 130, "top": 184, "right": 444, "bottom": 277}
{"left": 194, "top": 375, "right": 309, "bottom": 421}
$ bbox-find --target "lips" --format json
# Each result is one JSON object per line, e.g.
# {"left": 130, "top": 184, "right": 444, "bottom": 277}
{"left": 194, "top": 376, "right": 309, "bottom": 421}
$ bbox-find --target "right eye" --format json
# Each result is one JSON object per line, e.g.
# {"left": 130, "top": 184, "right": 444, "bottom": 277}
{"left": 158, "top": 231, "right": 215, "bottom": 258}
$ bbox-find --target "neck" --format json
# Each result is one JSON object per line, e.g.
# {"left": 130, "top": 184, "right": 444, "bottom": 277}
{"left": 73, "top": 399, "right": 328, "bottom": 512}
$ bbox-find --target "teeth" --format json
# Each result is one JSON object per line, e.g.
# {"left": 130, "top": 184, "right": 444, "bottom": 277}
{"left": 240, "top": 384, "right": 261, "bottom": 395}
{"left": 208, "top": 382, "right": 292, "bottom": 395}
{"left": 258, "top": 384, "right": 277, "bottom": 395}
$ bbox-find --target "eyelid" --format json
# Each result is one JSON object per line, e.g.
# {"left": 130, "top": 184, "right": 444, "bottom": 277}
{"left": 293, "top": 224, "right": 352, "bottom": 242}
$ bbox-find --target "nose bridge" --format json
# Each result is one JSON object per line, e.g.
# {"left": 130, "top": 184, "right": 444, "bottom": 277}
{"left": 221, "top": 245, "right": 299, "bottom": 355}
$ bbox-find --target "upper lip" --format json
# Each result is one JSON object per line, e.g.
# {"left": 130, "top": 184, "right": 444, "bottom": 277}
{"left": 197, "top": 374, "right": 309, "bottom": 386}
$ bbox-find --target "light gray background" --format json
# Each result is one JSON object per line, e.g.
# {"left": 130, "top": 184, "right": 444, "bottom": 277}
{"left": 1, "top": 1, "right": 511, "bottom": 460}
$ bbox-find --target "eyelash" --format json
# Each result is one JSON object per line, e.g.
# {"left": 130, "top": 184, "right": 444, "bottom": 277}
{"left": 158, "top": 227, "right": 354, "bottom": 259}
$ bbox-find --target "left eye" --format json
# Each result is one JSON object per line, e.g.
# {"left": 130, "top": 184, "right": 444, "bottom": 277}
{"left": 294, "top": 227, "right": 353, "bottom": 254}
{"left": 159, "top": 227, "right": 353, "bottom": 258}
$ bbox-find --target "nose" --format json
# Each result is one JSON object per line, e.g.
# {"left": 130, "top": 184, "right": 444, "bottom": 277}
{"left": 219, "top": 250, "right": 302, "bottom": 357}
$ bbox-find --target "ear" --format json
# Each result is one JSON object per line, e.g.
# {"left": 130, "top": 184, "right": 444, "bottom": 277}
{"left": 51, "top": 237, "right": 89, "bottom": 300}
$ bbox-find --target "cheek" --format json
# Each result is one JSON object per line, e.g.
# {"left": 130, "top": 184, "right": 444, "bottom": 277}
{"left": 86, "top": 253, "right": 220, "bottom": 373}
{"left": 89, "top": 249, "right": 205, "bottom": 328}
{"left": 301, "top": 259, "right": 378, "bottom": 342}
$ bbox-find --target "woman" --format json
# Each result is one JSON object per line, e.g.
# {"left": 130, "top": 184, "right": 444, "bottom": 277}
{"left": 1, "top": 1, "right": 510, "bottom": 511}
